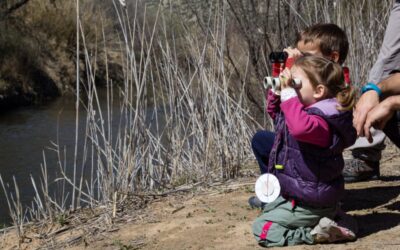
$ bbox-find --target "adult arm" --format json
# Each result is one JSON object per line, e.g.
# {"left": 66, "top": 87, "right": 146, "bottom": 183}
{"left": 353, "top": 1, "right": 400, "bottom": 135}
{"left": 363, "top": 74, "right": 400, "bottom": 140}
{"left": 378, "top": 73, "right": 400, "bottom": 96}
{"left": 353, "top": 75, "right": 399, "bottom": 136}
{"left": 364, "top": 95, "right": 400, "bottom": 141}
{"left": 368, "top": 1, "right": 400, "bottom": 85}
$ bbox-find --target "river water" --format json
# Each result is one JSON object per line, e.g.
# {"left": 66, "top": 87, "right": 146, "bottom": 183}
{"left": 0, "top": 93, "right": 92, "bottom": 225}
{"left": 0, "top": 87, "right": 169, "bottom": 225}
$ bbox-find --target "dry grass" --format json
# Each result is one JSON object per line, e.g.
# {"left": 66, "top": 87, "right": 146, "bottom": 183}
{"left": 0, "top": 0, "right": 394, "bottom": 244}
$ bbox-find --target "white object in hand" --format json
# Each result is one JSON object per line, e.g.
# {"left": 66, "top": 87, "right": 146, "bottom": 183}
{"left": 255, "top": 173, "right": 281, "bottom": 203}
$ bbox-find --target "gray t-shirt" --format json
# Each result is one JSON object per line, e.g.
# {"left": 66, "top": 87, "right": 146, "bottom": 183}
{"left": 368, "top": 0, "right": 400, "bottom": 83}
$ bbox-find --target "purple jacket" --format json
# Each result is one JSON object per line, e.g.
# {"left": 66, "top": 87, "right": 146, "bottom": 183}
{"left": 268, "top": 99, "right": 357, "bottom": 208}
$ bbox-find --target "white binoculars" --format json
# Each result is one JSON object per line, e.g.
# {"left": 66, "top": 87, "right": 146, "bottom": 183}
{"left": 263, "top": 77, "right": 302, "bottom": 91}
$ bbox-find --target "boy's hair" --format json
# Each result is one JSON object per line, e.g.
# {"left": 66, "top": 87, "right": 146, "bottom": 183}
{"left": 296, "top": 23, "right": 349, "bottom": 65}
{"left": 295, "top": 55, "right": 355, "bottom": 111}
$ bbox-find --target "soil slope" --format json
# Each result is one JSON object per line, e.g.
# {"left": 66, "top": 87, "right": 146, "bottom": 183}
{"left": 1, "top": 145, "right": 399, "bottom": 250}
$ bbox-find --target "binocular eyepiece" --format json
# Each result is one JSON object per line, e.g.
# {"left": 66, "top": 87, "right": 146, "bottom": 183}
{"left": 269, "top": 51, "right": 288, "bottom": 63}
{"left": 263, "top": 77, "right": 301, "bottom": 91}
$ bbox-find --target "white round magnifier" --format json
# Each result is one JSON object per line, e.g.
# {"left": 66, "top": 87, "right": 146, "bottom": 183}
{"left": 255, "top": 173, "right": 281, "bottom": 203}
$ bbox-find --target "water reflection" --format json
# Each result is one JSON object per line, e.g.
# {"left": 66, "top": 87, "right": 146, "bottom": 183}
{"left": 0, "top": 94, "right": 85, "bottom": 224}
{"left": 0, "top": 87, "right": 170, "bottom": 225}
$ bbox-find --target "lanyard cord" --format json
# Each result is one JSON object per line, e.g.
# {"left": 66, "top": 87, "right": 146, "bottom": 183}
{"left": 271, "top": 112, "right": 289, "bottom": 171}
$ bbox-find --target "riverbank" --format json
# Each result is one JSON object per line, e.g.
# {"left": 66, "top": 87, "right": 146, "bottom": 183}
{"left": 0, "top": 0, "right": 123, "bottom": 113}
{"left": 1, "top": 144, "right": 399, "bottom": 250}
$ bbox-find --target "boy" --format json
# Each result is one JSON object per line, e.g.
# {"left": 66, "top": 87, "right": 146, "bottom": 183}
{"left": 285, "top": 23, "right": 349, "bottom": 65}
{"left": 250, "top": 23, "right": 357, "bottom": 245}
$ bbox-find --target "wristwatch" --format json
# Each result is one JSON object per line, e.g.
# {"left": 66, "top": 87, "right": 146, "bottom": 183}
{"left": 361, "top": 82, "right": 382, "bottom": 97}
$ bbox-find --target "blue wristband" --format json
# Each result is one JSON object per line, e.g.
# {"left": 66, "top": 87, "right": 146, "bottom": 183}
{"left": 361, "top": 82, "right": 382, "bottom": 97}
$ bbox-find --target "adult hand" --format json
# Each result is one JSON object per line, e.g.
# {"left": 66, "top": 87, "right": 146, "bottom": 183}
{"left": 353, "top": 90, "right": 380, "bottom": 136}
{"left": 363, "top": 97, "right": 395, "bottom": 142}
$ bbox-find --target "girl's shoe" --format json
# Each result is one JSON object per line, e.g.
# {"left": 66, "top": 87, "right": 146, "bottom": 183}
{"left": 311, "top": 217, "right": 356, "bottom": 243}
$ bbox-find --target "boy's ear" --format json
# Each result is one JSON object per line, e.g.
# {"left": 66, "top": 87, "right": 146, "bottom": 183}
{"left": 330, "top": 51, "right": 340, "bottom": 63}
{"left": 313, "top": 84, "right": 328, "bottom": 99}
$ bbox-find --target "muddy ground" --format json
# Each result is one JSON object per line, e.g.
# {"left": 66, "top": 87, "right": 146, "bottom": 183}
{"left": 1, "top": 145, "right": 400, "bottom": 250}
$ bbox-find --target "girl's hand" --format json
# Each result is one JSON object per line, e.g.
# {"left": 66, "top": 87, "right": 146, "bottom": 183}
{"left": 279, "top": 67, "right": 293, "bottom": 90}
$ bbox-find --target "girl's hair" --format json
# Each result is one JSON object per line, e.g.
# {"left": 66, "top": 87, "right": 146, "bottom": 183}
{"left": 294, "top": 55, "right": 355, "bottom": 111}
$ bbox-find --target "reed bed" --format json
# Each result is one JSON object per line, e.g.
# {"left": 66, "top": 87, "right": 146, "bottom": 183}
{"left": 0, "top": 0, "right": 393, "bottom": 244}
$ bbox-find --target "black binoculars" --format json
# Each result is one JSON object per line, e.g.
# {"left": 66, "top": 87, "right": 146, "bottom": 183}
{"left": 269, "top": 51, "right": 289, "bottom": 63}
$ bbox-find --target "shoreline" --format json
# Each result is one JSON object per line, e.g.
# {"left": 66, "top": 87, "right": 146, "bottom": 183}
{"left": 1, "top": 140, "right": 400, "bottom": 249}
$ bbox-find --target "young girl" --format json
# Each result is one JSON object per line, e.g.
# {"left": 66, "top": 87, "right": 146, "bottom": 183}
{"left": 252, "top": 55, "right": 357, "bottom": 247}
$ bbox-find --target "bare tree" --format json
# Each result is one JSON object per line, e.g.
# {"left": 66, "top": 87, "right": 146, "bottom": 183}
{"left": 0, "top": 0, "right": 31, "bottom": 20}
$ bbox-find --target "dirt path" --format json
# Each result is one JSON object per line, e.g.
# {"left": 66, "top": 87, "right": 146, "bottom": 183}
{"left": 1, "top": 145, "right": 400, "bottom": 250}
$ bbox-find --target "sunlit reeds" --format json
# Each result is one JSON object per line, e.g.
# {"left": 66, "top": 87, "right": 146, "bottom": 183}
{"left": 0, "top": 0, "right": 393, "bottom": 241}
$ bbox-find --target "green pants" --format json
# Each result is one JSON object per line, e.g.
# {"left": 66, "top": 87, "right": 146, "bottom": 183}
{"left": 252, "top": 196, "right": 337, "bottom": 247}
